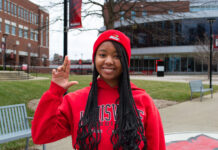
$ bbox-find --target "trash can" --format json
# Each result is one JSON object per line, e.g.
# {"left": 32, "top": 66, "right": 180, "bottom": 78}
{"left": 156, "top": 60, "right": 164, "bottom": 77}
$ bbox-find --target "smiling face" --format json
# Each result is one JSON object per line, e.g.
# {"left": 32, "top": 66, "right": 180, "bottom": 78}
{"left": 95, "top": 41, "right": 122, "bottom": 87}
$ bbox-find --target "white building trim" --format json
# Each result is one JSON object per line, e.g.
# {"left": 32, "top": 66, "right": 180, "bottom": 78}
{"left": 114, "top": 10, "right": 218, "bottom": 28}
{"left": 19, "top": 51, "right": 28, "bottom": 56}
{"left": 131, "top": 45, "right": 202, "bottom": 55}
{"left": 30, "top": 52, "right": 38, "bottom": 57}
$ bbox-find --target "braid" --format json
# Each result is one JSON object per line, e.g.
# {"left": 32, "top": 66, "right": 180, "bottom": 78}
{"left": 75, "top": 66, "right": 101, "bottom": 150}
{"left": 75, "top": 40, "right": 147, "bottom": 150}
{"left": 110, "top": 41, "right": 147, "bottom": 150}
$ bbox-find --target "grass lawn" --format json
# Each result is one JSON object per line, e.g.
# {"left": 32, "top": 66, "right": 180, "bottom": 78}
{"left": 1, "top": 74, "right": 218, "bottom": 150}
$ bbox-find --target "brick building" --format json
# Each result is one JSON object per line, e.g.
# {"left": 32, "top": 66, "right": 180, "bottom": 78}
{"left": 0, "top": 0, "right": 49, "bottom": 68}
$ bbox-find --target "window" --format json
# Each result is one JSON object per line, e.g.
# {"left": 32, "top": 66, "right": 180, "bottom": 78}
{"left": 131, "top": 11, "right": 136, "bottom": 20}
{"left": 120, "top": 11, "right": 124, "bottom": 21}
{"left": 7, "top": 1, "right": 10, "bottom": 13}
{"left": 142, "top": 11, "right": 147, "bottom": 17}
{"left": 5, "top": 24, "right": 10, "bottom": 34}
{"left": 30, "top": 30, "right": 34, "bottom": 40}
{"left": 11, "top": 25, "right": 16, "bottom": 35}
{"left": 35, "top": 31, "right": 38, "bottom": 41}
{"left": 168, "top": 10, "right": 173, "bottom": 15}
{"left": 24, "top": 9, "right": 26, "bottom": 20}
{"left": 14, "top": 4, "right": 16, "bottom": 16}
{"left": 11, "top": 3, "right": 13, "bottom": 15}
{"left": 29, "top": 12, "right": 32, "bottom": 23}
{"left": 36, "top": 15, "right": 38, "bottom": 24}
{"left": 41, "top": 14, "right": 43, "bottom": 27}
{"left": 0, "top": 22, "right": 2, "bottom": 32}
{"left": 26, "top": 10, "right": 28, "bottom": 22}
{"left": 18, "top": 6, "right": 20, "bottom": 17}
{"left": 24, "top": 29, "right": 28, "bottom": 38}
{"left": 41, "top": 30, "right": 43, "bottom": 46}
{"left": 19, "top": 28, "right": 22, "bottom": 37}
{"left": 0, "top": 0, "right": 2, "bottom": 10}
{"left": 21, "top": 8, "right": 23, "bottom": 18}
{"left": 46, "top": 17, "right": 49, "bottom": 47}
{"left": 4, "top": 0, "right": 6, "bottom": 12}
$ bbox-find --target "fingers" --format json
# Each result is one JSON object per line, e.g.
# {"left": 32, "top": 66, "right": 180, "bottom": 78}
{"left": 62, "top": 56, "right": 68, "bottom": 71}
{"left": 66, "top": 60, "right": 71, "bottom": 74}
{"left": 66, "top": 81, "right": 79, "bottom": 89}
{"left": 56, "top": 56, "right": 69, "bottom": 72}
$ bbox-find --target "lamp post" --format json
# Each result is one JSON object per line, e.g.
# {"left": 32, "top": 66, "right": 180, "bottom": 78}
{"left": 207, "top": 18, "right": 216, "bottom": 89}
{"left": 2, "top": 33, "right": 8, "bottom": 70}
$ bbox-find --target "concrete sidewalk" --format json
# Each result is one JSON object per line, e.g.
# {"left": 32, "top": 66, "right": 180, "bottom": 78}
{"left": 31, "top": 75, "right": 218, "bottom": 150}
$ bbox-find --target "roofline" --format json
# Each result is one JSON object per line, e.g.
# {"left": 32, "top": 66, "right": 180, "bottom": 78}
{"left": 114, "top": 10, "right": 218, "bottom": 28}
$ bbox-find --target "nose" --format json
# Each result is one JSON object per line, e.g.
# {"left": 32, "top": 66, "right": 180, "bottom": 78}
{"left": 105, "top": 56, "right": 114, "bottom": 65}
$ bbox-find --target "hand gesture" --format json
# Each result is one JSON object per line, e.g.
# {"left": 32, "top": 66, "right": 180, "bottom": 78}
{"left": 52, "top": 56, "right": 78, "bottom": 89}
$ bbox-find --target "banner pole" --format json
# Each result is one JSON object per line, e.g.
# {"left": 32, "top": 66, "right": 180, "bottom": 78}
{"left": 63, "top": 0, "right": 68, "bottom": 60}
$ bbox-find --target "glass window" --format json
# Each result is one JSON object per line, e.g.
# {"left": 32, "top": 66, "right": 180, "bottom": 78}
{"left": 18, "top": 6, "right": 20, "bottom": 17}
{"left": 14, "top": 4, "right": 16, "bottom": 16}
{"left": 46, "top": 17, "right": 49, "bottom": 47}
{"left": 24, "top": 29, "right": 28, "bottom": 38}
{"left": 19, "top": 28, "right": 23, "bottom": 37}
{"left": 21, "top": 8, "right": 23, "bottom": 18}
{"left": 0, "top": 0, "right": 2, "bottom": 10}
{"left": 36, "top": 15, "right": 39, "bottom": 24}
{"left": 35, "top": 32, "right": 38, "bottom": 41}
{"left": 30, "top": 31, "right": 34, "bottom": 40}
{"left": 142, "top": 11, "right": 147, "bottom": 17}
{"left": 5, "top": 24, "right": 10, "bottom": 34}
{"left": 7, "top": 1, "right": 10, "bottom": 13}
{"left": 131, "top": 11, "right": 136, "bottom": 20}
{"left": 26, "top": 10, "right": 29, "bottom": 22}
{"left": 195, "top": 60, "right": 202, "bottom": 72}
{"left": 41, "top": 30, "right": 43, "bottom": 46}
{"left": 120, "top": 11, "right": 124, "bottom": 21}
{"left": 187, "top": 57, "right": 194, "bottom": 72}
{"left": 4, "top": 0, "right": 6, "bottom": 12}
{"left": 168, "top": 10, "right": 173, "bottom": 14}
{"left": 11, "top": 3, "right": 13, "bottom": 14}
{"left": 181, "top": 57, "right": 187, "bottom": 72}
{"left": 0, "top": 22, "right": 2, "bottom": 32}
{"left": 24, "top": 9, "right": 26, "bottom": 20}
{"left": 11, "top": 26, "right": 16, "bottom": 35}
{"left": 29, "top": 12, "right": 32, "bottom": 23}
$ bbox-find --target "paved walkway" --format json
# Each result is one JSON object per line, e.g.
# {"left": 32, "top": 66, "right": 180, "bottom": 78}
{"left": 31, "top": 75, "right": 218, "bottom": 150}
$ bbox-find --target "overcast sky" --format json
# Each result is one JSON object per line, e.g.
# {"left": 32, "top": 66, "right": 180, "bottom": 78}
{"left": 29, "top": 0, "right": 104, "bottom": 60}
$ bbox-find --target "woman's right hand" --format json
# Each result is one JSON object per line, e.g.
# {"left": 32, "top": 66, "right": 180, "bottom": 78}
{"left": 52, "top": 56, "right": 78, "bottom": 89}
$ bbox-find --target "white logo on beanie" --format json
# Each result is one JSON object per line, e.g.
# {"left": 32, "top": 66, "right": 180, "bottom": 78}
{"left": 109, "top": 35, "right": 120, "bottom": 41}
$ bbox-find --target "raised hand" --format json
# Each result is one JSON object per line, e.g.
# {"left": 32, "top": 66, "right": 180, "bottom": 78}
{"left": 52, "top": 56, "right": 78, "bottom": 89}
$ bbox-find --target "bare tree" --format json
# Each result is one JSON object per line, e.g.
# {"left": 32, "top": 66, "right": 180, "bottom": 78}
{"left": 195, "top": 34, "right": 218, "bottom": 78}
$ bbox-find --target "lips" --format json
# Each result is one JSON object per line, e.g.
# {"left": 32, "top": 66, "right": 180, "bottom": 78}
{"left": 102, "top": 67, "right": 115, "bottom": 74}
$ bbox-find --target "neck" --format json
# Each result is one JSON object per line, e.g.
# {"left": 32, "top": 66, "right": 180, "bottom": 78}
{"left": 100, "top": 76, "right": 118, "bottom": 88}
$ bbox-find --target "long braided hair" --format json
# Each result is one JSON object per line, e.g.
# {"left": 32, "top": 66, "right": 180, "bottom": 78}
{"left": 75, "top": 41, "right": 147, "bottom": 150}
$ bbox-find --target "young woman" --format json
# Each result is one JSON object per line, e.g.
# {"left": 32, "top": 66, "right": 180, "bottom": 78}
{"left": 32, "top": 30, "right": 166, "bottom": 150}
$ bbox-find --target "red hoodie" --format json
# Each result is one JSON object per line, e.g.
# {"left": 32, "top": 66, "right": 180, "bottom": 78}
{"left": 32, "top": 78, "right": 166, "bottom": 150}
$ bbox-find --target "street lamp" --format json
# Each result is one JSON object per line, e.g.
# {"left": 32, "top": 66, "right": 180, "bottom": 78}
{"left": 2, "top": 33, "right": 8, "bottom": 70}
{"left": 207, "top": 18, "right": 216, "bottom": 89}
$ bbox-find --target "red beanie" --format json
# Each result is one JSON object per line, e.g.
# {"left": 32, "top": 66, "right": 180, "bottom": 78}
{"left": 93, "top": 29, "right": 131, "bottom": 66}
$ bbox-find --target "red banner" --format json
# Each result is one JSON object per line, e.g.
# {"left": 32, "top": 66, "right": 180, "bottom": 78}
{"left": 214, "top": 35, "right": 218, "bottom": 50}
{"left": 69, "top": 0, "right": 82, "bottom": 29}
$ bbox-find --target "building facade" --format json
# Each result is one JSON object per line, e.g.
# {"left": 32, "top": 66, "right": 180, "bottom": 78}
{"left": 103, "top": 0, "right": 218, "bottom": 74}
{"left": 0, "top": 0, "right": 49, "bottom": 68}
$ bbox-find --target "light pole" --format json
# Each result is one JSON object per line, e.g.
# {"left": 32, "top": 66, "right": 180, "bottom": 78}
{"left": 207, "top": 18, "right": 216, "bottom": 89}
{"left": 2, "top": 33, "right": 8, "bottom": 70}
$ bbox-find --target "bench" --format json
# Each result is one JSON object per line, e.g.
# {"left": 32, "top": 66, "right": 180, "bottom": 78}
{"left": 0, "top": 104, "right": 45, "bottom": 150}
{"left": 189, "top": 80, "right": 213, "bottom": 101}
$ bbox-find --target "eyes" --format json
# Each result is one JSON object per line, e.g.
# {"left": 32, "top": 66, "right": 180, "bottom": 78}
{"left": 98, "top": 53, "right": 120, "bottom": 59}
